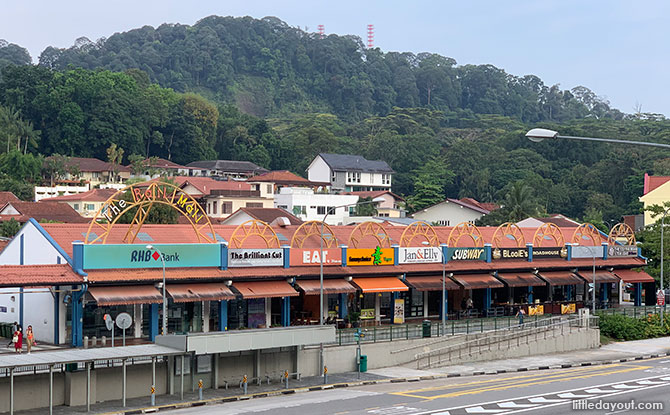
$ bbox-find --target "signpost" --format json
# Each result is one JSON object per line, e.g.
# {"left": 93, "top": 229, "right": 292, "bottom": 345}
{"left": 657, "top": 290, "right": 665, "bottom": 307}
{"left": 104, "top": 314, "right": 114, "bottom": 348}
{"left": 116, "top": 313, "right": 132, "bottom": 347}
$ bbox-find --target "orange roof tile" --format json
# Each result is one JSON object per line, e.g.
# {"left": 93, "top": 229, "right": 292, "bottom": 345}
{"left": 644, "top": 172, "right": 670, "bottom": 195}
{"left": 0, "top": 265, "right": 83, "bottom": 287}
{"left": 174, "top": 176, "right": 252, "bottom": 196}
{"left": 41, "top": 188, "right": 117, "bottom": 202}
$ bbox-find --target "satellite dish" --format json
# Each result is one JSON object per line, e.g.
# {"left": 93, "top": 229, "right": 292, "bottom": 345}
{"left": 103, "top": 314, "right": 114, "bottom": 331}
{"left": 116, "top": 312, "right": 132, "bottom": 330}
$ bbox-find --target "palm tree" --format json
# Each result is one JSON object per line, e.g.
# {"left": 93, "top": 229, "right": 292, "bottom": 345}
{"left": 505, "top": 181, "right": 539, "bottom": 221}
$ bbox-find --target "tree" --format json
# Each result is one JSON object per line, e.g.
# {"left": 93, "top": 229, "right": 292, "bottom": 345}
{"left": 407, "top": 158, "right": 454, "bottom": 213}
{"left": 503, "top": 181, "right": 539, "bottom": 222}
{"left": 355, "top": 197, "right": 378, "bottom": 216}
{"left": 0, "top": 218, "right": 20, "bottom": 238}
{"left": 106, "top": 143, "right": 125, "bottom": 182}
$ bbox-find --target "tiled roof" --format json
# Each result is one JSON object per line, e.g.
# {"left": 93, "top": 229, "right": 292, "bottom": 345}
{"left": 185, "top": 160, "right": 268, "bottom": 174}
{"left": 644, "top": 172, "right": 670, "bottom": 195}
{"left": 0, "top": 202, "right": 89, "bottom": 223}
{"left": 0, "top": 192, "right": 19, "bottom": 205}
{"left": 85, "top": 267, "right": 230, "bottom": 283}
{"left": 343, "top": 190, "right": 405, "bottom": 202}
{"left": 140, "top": 158, "right": 191, "bottom": 170}
{"left": 174, "top": 177, "right": 252, "bottom": 196}
{"left": 228, "top": 207, "right": 303, "bottom": 225}
{"left": 318, "top": 153, "right": 393, "bottom": 173}
{"left": 0, "top": 265, "right": 83, "bottom": 287}
{"left": 250, "top": 170, "right": 312, "bottom": 185}
{"left": 50, "top": 157, "right": 131, "bottom": 173}
{"left": 41, "top": 188, "right": 117, "bottom": 202}
{"left": 459, "top": 198, "right": 499, "bottom": 212}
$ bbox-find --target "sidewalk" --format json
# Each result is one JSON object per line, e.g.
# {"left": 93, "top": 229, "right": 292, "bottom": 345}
{"left": 11, "top": 337, "right": 670, "bottom": 414}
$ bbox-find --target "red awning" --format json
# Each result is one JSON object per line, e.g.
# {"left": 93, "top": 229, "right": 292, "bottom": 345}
{"left": 537, "top": 271, "right": 585, "bottom": 285}
{"left": 614, "top": 269, "right": 655, "bottom": 283}
{"left": 166, "top": 283, "right": 236, "bottom": 302}
{"left": 88, "top": 285, "right": 163, "bottom": 306}
{"left": 352, "top": 277, "right": 409, "bottom": 293}
{"left": 233, "top": 281, "right": 299, "bottom": 299}
{"left": 404, "top": 276, "right": 461, "bottom": 291}
{"left": 496, "top": 273, "right": 546, "bottom": 287}
{"left": 576, "top": 271, "right": 620, "bottom": 284}
{"left": 452, "top": 274, "right": 504, "bottom": 289}
{"left": 295, "top": 279, "right": 357, "bottom": 295}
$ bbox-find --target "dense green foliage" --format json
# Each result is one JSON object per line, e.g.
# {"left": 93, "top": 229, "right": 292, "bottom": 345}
{"left": 0, "top": 16, "right": 669, "bottom": 225}
{"left": 598, "top": 313, "right": 669, "bottom": 341}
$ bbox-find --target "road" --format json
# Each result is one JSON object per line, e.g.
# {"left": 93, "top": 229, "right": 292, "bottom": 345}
{"left": 169, "top": 357, "right": 670, "bottom": 414}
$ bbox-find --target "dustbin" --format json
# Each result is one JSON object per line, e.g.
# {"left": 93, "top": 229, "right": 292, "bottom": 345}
{"left": 422, "top": 320, "right": 431, "bottom": 338}
{"left": 359, "top": 355, "right": 367, "bottom": 372}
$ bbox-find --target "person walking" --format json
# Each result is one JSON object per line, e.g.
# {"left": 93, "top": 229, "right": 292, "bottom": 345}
{"left": 516, "top": 307, "right": 526, "bottom": 326}
{"left": 7, "top": 321, "right": 18, "bottom": 348}
{"left": 13, "top": 326, "right": 22, "bottom": 354}
{"left": 26, "top": 325, "right": 35, "bottom": 354}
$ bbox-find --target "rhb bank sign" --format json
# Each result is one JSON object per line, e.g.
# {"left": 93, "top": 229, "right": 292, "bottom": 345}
{"left": 82, "top": 243, "right": 221, "bottom": 270}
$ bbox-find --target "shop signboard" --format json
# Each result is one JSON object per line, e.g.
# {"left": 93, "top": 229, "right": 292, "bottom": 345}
{"left": 347, "top": 247, "right": 394, "bottom": 266}
{"left": 228, "top": 249, "right": 284, "bottom": 267}
{"left": 528, "top": 305, "right": 544, "bottom": 316}
{"left": 393, "top": 299, "right": 405, "bottom": 324}
{"left": 447, "top": 247, "right": 486, "bottom": 261}
{"left": 398, "top": 247, "right": 442, "bottom": 264}
{"left": 608, "top": 245, "right": 638, "bottom": 257}
{"left": 290, "top": 248, "right": 342, "bottom": 266}
{"left": 360, "top": 308, "right": 375, "bottom": 319}
{"left": 82, "top": 243, "right": 221, "bottom": 270}
{"left": 532, "top": 247, "right": 568, "bottom": 259}
{"left": 492, "top": 247, "right": 529, "bottom": 260}
{"left": 561, "top": 303, "right": 576, "bottom": 314}
{"left": 571, "top": 245, "right": 605, "bottom": 259}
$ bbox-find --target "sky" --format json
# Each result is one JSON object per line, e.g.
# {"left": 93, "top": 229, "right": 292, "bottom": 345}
{"left": 2, "top": 0, "right": 669, "bottom": 116}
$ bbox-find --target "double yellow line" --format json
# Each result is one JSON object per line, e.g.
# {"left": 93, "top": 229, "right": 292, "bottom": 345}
{"left": 392, "top": 363, "right": 651, "bottom": 400}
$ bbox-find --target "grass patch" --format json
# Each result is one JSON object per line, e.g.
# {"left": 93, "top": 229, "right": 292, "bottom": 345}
{"left": 600, "top": 333, "right": 616, "bottom": 345}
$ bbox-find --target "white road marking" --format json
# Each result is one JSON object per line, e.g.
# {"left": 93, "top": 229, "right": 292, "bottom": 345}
{"left": 585, "top": 388, "right": 619, "bottom": 393}
{"left": 611, "top": 384, "right": 643, "bottom": 389}
{"left": 636, "top": 380, "right": 666, "bottom": 385}
{"left": 464, "top": 406, "right": 506, "bottom": 414}
{"left": 556, "top": 392, "right": 593, "bottom": 398}
{"left": 497, "top": 401, "right": 538, "bottom": 408}
{"left": 527, "top": 397, "right": 566, "bottom": 404}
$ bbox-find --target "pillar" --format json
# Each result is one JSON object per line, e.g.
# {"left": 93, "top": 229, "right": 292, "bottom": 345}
{"left": 527, "top": 286, "right": 534, "bottom": 304}
{"left": 265, "top": 298, "right": 271, "bottom": 328}
{"left": 635, "top": 282, "right": 642, "bottom": 306}
{"left": 601, "top": 283, "right": 609, "bottom": 308}
{"left": 281, "top": 296, "right": 291, "bottom": 327}
{"left": 218, "top": 300, "right": 228, "bottom": 331}
{"left": 566, "top": 285, "right": 573, "bottom": 302}
{"left": 423, "top": 291, "right": 429, "bottom": 318}
{"left": 338, "top": 293, "right": 348, "bottom": 319}
{"left": 71, "top": 285, "right": 87, "bottom": 348}
{"left": 526, "top": 243, "right": 533, "bottom": 262}
{"left": 391, "top": 292, "right": 399, "bottom": 323}
{"left": 202, "top": 301, "right": 210, "bottom": 333}
{"left": 484, "top": 288, "right": 492, "bottom": 314}
{"left": 149, "top": 303, "right": 159, "bottom": 341}
{"left": 374, "top": 293, "right": 381, "bottom": 323}
{"left": 133, "top": 304, "right": 142, "bottom": 338}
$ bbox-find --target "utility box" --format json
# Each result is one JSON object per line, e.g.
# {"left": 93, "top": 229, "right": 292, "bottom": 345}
{"left": 422, "top": 320, "right": 431, "bottom": 338}
{"left": 359, "top": 355, "right": 367, "bottom": 372}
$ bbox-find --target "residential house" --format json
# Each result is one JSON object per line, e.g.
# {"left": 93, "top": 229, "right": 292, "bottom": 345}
{"left": 34, "top": 183, "right": 91, "bottom": 202}
{"left": 516, "top": 214, "right": 582, "bottom": 228}
{"left": 411, "top": 198, "right": 494, "bottom": 226}
{"left": 249, "top": 170, "right": 329, "bottom": 193}
{"left": 639, "top": 173, "right": 670, "bottom": 226}
{"left": 220, "top": 207, "right": 303, "bottom": 226}
{"left": 48, "top": 157, "right": 131, "bottom": 186}
{"left": 40, "top": 188, "right": 118, "bottom": 218}
{"left": 185, "top": 160, "right": 268, "bottom": 179}
{"left": 0, "top": 201, "right": 88, "bottom": 224}
{"left": 130, "top": 158, "right": 195, "bottom": 179}
{"left": 0, "top": 192, "right": 19, "bottom": 205}
{"left": 274, "top": 187, "right": 360, "bottom": 225}
{"left": 307, "top": 153, "right": 393, "bottom": 192}
{"left": 343, "top": 190, "right": 405, "bottom": 218}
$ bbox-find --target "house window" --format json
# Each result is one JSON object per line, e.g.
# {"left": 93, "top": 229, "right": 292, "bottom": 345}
{"left": 86, "top": 204, "right": 95, "bottom": 211}
{"left": 382, "top": 174, "right": 391, "bottom": 185}
{"left": 246, "top": 202, "right": 264, "bottom": 208}
{"left": 331, "top": 171, "right": 336, "bottom": 182}
{"left": 266, "top": 184, "right": 272, "bottom": 194}
{"left": 317, "top": 206, "right": 327, "bottom": 215}
{"left": 437, "top": 220, "right": 450, "bottom": 226}
{"left": 292, "top": 205, "right": 307, "bottom": 216}
{"left": 213, "top": 201, "right": 218, "bottom": 215}
{"left": 222, "top": 202, "right": 233, "bottom": 214}
{"left": 73, "top": 203, "right": 79, "bottom": 211}
{"left": 346, "top": 172, "right": 361, "bottom": 183}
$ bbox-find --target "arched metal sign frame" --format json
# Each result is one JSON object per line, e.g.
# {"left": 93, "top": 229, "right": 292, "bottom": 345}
{"left": 532, "top": 223, "right": 565, "bottom": 247}
{"left": 85, "top": 181, "right": 216, "bottom": 244}
{"left": 608, "top": 223, "right": 636, "bottom": 246}
{"left": 447, "top": 222, "right": 484, "bottom": 247}
{"left": 290, "top": 221, "right": 338, "bottom": 248}
{"left": 571, "top": 223, "right": 602, "bottom": 246}
{"left": 348, "top": 221, "right": 392, "bottom": 248}
{"left": 399, "top": 221, "right": 440, "bottom": 247}
{"left": 492, "top": 222, "right": 526, "bottom": 248}
{"left": 230, "top": 219, "right": 280, "bottom": 248}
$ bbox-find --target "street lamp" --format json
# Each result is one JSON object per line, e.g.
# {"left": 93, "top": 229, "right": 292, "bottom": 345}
{"left": 660, "top": 208, "right": 670, "bottom": 320}
{"left": 422, "top": 241, "right": 449, "bottom": 336}
{"left": 146, "top": 245, "right": 167, "bottom": 336}
{"left": 525, "top": 128, "right": 670, "bottom": 149}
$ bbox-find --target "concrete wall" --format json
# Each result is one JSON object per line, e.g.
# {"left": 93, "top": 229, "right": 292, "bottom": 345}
{"left": 412, "top": 201, "right": 484, "bottom": 226}
{"left": 0, "top": 371, "right": 66, "bottom": 413}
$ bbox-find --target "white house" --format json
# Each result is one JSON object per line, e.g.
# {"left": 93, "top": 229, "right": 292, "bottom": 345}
{"left": 307, "top": 153, "right": 393, "bottom": 192}
{"left": 411, "top": 198, "right": 493, "bottom": 226}
{"left": 274, "top": 187, "right": 360, "bottom": 225}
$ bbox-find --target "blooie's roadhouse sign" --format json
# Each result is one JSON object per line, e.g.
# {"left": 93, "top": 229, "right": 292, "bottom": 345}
{"left": 290, "top": 249, "right": 342, "bottom": 266}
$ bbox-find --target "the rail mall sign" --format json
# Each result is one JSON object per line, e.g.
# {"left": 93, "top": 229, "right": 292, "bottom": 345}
{"left": 228, "top": 249, "right": 284, "bottom": 267}
{"left": 398, "top": 247, "right": 442, "bottom": 264}
{"left": 347, "top": 247, "right": 394, "bottom": 266}
{"left": 82, "top": 243, "right": 221, "bottom": 269}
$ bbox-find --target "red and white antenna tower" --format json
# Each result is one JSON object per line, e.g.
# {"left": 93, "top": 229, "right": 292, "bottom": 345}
{"left": 367, "top": 24, "right": 374, "bottom": 48}
{"left": 318, "top": 24, "right": 325, "bottom": 39}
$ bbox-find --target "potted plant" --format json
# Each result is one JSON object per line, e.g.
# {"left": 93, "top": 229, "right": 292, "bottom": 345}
{"left": 348, "top": 311, "right": 360, "bottom": 328}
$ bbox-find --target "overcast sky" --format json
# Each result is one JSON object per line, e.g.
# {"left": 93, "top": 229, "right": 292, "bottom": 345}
{"left": 3, "top": 0, "right": 669, "bottom": 116}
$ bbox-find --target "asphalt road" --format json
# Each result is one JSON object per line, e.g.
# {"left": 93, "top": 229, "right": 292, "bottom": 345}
{"left": 169, "top": 357, "right": 670, "bottom": 415}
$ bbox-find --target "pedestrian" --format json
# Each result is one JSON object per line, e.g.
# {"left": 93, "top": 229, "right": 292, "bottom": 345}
{"left": 466, "top": 297, "right": 473, "bottom": 309}
{"left": 516, "top": 307, "right": 525, "bottom": 326}
{"left": 13, "top": 326, "right": 22, "bottom": 354}
{"left": 26, "top": 325, "right": 35, "bottom": 354}
{"left": 7, "top": 321, "right": 18, "bottom": 348}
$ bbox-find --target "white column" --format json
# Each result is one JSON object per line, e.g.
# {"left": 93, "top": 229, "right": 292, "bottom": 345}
{"left": 202, "top": 301, "right": 210, "bottom": 333}
{"left": 134, "top": 304, "right": 142, "bottom": 338}
{"left": 375, "top": 294, "right": 381, "bottom": 323}
{"left": 265, "top": 298, "right": 272, "bottom": 328}
{"left": 322, "top": 294, "right": 328, "bottom": 322}
{"left": 423, "top": 291, "right": 429, "bottom": 318}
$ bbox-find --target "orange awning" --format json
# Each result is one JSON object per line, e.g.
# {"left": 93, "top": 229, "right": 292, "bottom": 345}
{"left": 405, "top": 276, "right": 460, "bottom": 291}
{"left": 576, "top": 271, "right": 620, "bottom": 284}
{"left": 295, "top": 279, "right": 357, "bottom": 295}
{"left": 614, "top": 269, "right": 655, "bottom": 283}
{"left": 536, "top": 271, "right": 585, "bottom": 285}
{"left": 88, "top": 285, "right": 163, "bottom": 306}
{"left": 452, "top": 274, "right": 504, "bottom": 289}
{"left": 233, "top": 281, "right": 299, "bottom": 299}
{"left": 352, "top": 277, "right": 409, "bottom": 293}
{"left": 496, "top": 273, "right": 546, "bottom": 287}
{"left": 166, "top": 283, "right": 236, "bottom": 302}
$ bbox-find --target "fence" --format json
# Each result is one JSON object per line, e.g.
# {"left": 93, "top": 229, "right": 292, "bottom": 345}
{"left": 414, "top": 315, "right": 599, "bottom": 369}
{"left": 597, "top": 306, "right": 666, "bottom": 319}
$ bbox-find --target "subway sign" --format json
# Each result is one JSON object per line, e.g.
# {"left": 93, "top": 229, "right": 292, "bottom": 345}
{"left": 82, "top": 243, "right": 221, "bottom": 269}
{"left": 447, "top": 247, "right": 486, "bottom": 261}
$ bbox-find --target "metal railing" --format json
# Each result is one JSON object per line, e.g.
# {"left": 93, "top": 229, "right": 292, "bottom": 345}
{"left": 597, "top": 306, "right": 666, "bottom": 319}
{"left": 0, "top": 355, "right": 161, "bottom": 378}
{"left": 414, "top": 315, "right": 599, "bottom": 369}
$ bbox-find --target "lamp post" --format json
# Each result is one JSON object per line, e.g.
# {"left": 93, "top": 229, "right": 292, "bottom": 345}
{"left": 422, "top": 241, "right": 448, "bottom": 336}
{"left": 660, "top": 208, "right": 670, "bottom": 320}
{"left": 525, "top": 128, "right": 670, "bottom": 150}
{"left": 146, "top": 245, "right": 167, "bottom": 336}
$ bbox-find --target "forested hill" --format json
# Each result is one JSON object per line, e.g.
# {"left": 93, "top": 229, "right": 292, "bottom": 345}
{"left": 34, "top": 15, "right": 621, "bottom": 122}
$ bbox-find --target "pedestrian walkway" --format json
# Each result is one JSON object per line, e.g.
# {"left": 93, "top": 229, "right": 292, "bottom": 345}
{"left": 0, "top": 340, "right": 65, "bottom": 355}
